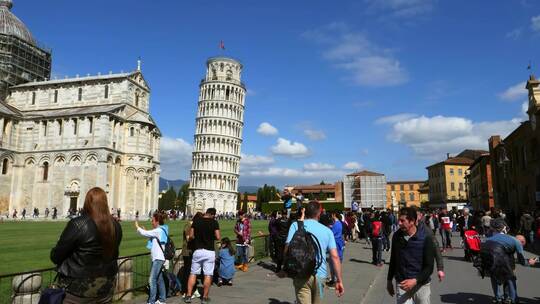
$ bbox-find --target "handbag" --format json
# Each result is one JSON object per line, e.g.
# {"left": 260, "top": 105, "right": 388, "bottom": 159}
{"left": 38, "top": 274, "right": 65, "bottom": 304}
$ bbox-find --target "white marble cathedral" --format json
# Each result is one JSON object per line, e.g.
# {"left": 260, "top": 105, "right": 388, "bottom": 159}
{"left": 187, "top": 57, "right": 246, "bottom": 214}
{"left": 0, "top": 0, "right": 161, "bottom": 217}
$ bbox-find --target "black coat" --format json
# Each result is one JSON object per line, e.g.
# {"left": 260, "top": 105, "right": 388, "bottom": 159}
{"left": 51, "top": 214, "right": 122, "bottom": 278}
{"left": 479, "top": 240, "right": 514, "bottom": 284}
{"left": 457, "top": 215, "right": 476, "bottom": 237}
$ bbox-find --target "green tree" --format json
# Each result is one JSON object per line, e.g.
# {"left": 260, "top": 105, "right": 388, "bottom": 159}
{"left": 318, "top": 190, "right": 327, "bottom": 201}
{"left": 320, "top": 180, "right": 326, "bottom": 185}
{"left": 242, "top": 192, "right": 249, "bottom": 212}
{"left": 177, "top": 183, "right": 189, "bottom": 212}
{"left": 158, "top": 187, "right": 176, "bottom": 210}
{"left": 236, "top": 192, "right": 242, "bottom": 211}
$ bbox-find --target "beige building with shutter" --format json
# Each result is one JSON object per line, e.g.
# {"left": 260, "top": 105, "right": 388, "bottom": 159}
{"left": 426, "top": 156, "right": 473, "bottom": 209}
{"left": 386, "top": 181, "right": 426, "bottom": 209}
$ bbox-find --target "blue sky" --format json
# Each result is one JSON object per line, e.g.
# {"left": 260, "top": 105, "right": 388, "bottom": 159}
{"left": 16, "top": 0, "right": 540, "bottom": 186}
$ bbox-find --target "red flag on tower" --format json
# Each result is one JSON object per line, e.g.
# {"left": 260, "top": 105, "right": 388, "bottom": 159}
{"left": 219, "top": 40, "right": 225, "bottom": 50}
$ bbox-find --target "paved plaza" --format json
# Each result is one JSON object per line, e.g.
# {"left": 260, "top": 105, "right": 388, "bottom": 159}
{"left": 127, "top": 235, "right": 540, "bottom": 304}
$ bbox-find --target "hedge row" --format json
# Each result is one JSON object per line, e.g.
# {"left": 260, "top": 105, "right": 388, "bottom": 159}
{"left": 261, "top": 202, "right": 344, "bottom": 214}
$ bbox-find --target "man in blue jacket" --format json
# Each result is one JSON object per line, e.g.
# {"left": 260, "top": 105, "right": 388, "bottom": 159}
{"left": 387, "top": 207, "right": 435, "bottom": 304}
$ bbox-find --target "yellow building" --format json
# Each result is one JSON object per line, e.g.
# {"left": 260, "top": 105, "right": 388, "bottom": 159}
{"left": 386, "top": 181, "right": 426, "bottom": 210}
{"left": 426, "top": 156, "right": 474, "bottom": 209}
{"left": 418, "top": 182, "right": 429, "bottom": 204}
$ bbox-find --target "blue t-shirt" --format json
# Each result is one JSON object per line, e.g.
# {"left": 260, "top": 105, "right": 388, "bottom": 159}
{"left": 488, "top": 233, "right": 525, "bottom": 256}
{"left": 286, "top": 219, "right": 337, "bottom": 278}
{"left": 331, "top": 220, "right": 345, "bottom": 260}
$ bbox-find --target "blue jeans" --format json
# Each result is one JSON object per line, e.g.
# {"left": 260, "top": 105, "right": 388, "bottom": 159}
{"left": 440, "top": 229, "right": 452, "bottom": 248}
{"left": 328, "top": 251, "right": 344, "bottom": 282}
{"left": 490, "top": 277, "right": 516, "bottom": 302}
{"left": 371, "top": 237, "right": 383, "bottom": 265}
{"left": 148, "top": 259, "right": 166, "bottom": 304}
{"left": 236, "top": 245, "right": 249, "bottom": 264}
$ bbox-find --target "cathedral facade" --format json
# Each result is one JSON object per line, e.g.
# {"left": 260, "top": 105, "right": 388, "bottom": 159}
{"left": 0, "top": 0, "right": 161, "bottom": 217}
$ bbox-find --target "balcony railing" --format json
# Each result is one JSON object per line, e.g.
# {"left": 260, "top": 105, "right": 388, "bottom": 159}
{"left": 201, "top": 76, "right": 245, "bottom": 87}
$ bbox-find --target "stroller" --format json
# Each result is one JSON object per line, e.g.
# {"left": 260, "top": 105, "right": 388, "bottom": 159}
{"left": 463, "top": 229, "right": 481, "bottom": 262}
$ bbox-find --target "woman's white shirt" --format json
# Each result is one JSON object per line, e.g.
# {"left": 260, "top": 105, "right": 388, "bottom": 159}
{"left": 137, "top": 227, "right": 165, "bottom": 261}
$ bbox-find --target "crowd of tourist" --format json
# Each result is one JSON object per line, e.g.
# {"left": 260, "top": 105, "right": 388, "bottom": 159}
{"left": 43, "top": 185, "right": 540, "bottom": 304}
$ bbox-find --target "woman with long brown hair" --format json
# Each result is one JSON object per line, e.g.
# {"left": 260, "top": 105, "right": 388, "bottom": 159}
{"left": 51, "top": 187, "right": 122, "bottom": 303}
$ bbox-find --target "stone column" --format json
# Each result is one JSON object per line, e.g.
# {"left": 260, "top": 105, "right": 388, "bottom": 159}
{"left": 12, "top": 273, "right": 41, "bottom": 304}
{"left": 114, "top": 258, "right": 133, "bottom": 300}
{"left": 0, "top": 117, "right": 5, "bottom": 144}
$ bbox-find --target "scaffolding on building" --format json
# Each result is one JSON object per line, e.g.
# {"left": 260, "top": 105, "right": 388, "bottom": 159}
{"left": 0, "top": 33, "right": 52, "bottom": 98}
{"left": 343, "top": 171, "right": 387, "bottom": 210}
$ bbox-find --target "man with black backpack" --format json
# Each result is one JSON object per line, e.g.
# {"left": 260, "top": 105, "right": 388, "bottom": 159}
{"left": 282, "top": 201, "right": 344, "bottom": 304}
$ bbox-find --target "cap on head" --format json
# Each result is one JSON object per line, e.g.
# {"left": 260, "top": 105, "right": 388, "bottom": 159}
{"left": 490, "top": 218, "right": 507, "bottom": 232}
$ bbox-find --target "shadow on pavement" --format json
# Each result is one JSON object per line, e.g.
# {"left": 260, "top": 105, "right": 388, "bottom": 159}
{"left": 257, "top": 261, "right": 277, "bottom": 272}
{"left": 440, "top": 293, "right": 540, "bottom": 304}
{"left": 268, "top": 298, "right": 293, "bottom": 304}
{"left": 349, "top": 258, "right": 372, "bottom": 264}
{"left": 443, "top": 256, "right": 468, "bottom": 262}
{"left": 349, "top": 258, "right": 389, "bottom": 266}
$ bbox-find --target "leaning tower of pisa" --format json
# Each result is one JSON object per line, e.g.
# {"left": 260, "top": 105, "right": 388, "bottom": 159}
{"left": 187, "top": 57, "right": 246, "bottom": 214}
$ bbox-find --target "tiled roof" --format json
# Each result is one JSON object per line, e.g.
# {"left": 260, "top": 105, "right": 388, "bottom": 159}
{"left": 427, "top": 157, "right": 474, "bottom": 168}
{"left": 0, "top": 101, "right": 21, "bottom": 116}
{"left": 457, "top": 149, "right": 489, "bottom": 161}
{"left": 387, "top": 180, "right": 426, "bottom": 185}
{"left": 22, "top": 104, "right": 124, "bottom": 118}
{"left": 11, "top": 72, "right": 136, "bottom": 89}
{"left": 347, "top": 170, "right": 384, "bottom": 177}
{"left": 292, "top": 184, "right": 336, "bottom": 190}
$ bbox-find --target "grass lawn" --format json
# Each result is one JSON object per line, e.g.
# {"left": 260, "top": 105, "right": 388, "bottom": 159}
{"left": 0, "top": 219, "right": 269, "bottom": 275}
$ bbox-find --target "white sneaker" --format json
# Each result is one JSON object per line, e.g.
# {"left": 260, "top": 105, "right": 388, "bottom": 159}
{"left": 192, "top": 290, "right": 201, "bottom": 298}
{"left": 156, "top": 301, "right": 166, "bottom": 304}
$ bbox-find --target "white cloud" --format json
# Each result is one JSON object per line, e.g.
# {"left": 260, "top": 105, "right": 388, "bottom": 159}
{"left": 304, "top": 129, "right": 327, "bottom": 141}
{"left": 240, "top": 154, "right": 274, "bottom": 167}
{"left": 159, "top": 136, "right": 193, "bottom": 180}
{"left": 506, "top": 28, "right": 523, "bottom": 40}
{"left": 271, "top": 138, "right": 310, "bottom": 157}
{"left": 498, "top": 82, "right": 527, "bottom": 101}
{"left": 531, "top": 15, "right": 540, "bottom": 32}
{"left": 257, "top": 122, "right": 278, "bottom": 136}
{"left": 376, "top": 113, "right": 418, "bottom": 124}
{"left": 343, "top": 161, "right": 363, "bottom": 170}
{"left": 304, "top": 162, "right": 336, "bottom": 170}
{"left": 247, "top": 89, "right": 257, "bottom": 96}
{"left": 338, "top": 56, "right": 408, "bottom": 87}
{"left": 304, "top": 23, "right": 408, "bottom": 87}
{"left": 379, "top": 114, "right": 522, "bottom": 158}
{"left": 245, "top": 167, "right": 346, "bottom": 179}
{"left": 522, "top": 101, "right": 529, "bottom": 119}
{"left": 364, "top": 0, "right": 435, "bottom": 17}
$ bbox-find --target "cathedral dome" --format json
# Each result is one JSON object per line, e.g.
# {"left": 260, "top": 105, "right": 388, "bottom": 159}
{"left": 0, "top": 0, "right": 35, "bottom": 45}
